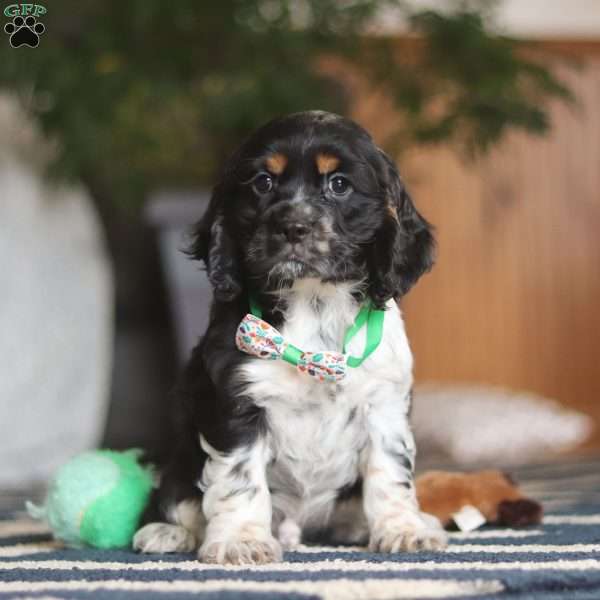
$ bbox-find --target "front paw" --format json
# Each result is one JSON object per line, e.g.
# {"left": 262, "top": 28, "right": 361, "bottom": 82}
{"left": 199, "top": 534, "right": 282, "bottom": 565}
{"left": 369, "top": 514, "right": 447, "bottom": 553}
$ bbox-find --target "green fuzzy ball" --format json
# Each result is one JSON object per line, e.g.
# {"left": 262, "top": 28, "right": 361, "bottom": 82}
{"left": 27, "top": 449, "right": 154, "bottom": 549}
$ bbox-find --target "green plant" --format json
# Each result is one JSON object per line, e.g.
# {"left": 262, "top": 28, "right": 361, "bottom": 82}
{"left": 0, "top": 0, "right": 572, "bottom": 215}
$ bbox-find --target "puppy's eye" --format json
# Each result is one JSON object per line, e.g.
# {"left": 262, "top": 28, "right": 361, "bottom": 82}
{"left": 328, "top": 175, "right": 352, "bottom": 196}
{"left": 252, "top": 173, "right": 273, "bottom": 195}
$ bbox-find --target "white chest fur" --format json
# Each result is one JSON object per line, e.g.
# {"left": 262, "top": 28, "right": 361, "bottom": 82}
{"left": 237, "top": 279, "right": 414, "bottom": 527}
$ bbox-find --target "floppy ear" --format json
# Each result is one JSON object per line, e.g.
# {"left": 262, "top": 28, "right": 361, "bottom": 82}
{"left": 187, "top": 180, "right": 243, "bottom": 302}
{"left": 367, "top": 151, "right": 435, "bottom": 307}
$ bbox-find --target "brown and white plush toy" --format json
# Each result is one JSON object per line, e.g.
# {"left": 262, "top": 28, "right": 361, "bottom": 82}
{"left": 416, "top": 470, "right": 543, "bottom": 530}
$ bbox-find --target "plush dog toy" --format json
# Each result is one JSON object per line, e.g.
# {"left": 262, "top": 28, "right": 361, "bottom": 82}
{"left": 28, "top": 450, "right": 541, "bottom": 549}
{"left": 416, "top": 469, "right": 543, "bottom": 529}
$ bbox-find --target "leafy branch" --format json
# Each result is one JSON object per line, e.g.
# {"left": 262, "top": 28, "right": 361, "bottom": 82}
{"left": 0, "top": 0, "right": 572, "bottom": 211}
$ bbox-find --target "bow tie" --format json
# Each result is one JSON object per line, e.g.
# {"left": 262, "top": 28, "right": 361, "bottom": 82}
{"left": 236, "top": 314, "right": 347, "bottom": 382}
{"left": 235, "top": 298, "right": 385, "bottom": 383}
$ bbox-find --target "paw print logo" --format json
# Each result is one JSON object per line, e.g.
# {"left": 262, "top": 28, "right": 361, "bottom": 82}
{"left": 4, "top": 15, "right": 45, "bottom": 48}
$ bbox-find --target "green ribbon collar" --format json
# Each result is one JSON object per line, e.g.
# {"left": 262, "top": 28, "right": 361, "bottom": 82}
{"left": 248, "top": 295, "right": 384, "bottom": 369}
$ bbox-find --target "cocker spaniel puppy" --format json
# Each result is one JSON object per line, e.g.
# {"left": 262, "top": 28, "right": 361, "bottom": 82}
{"left": 134, "top": 111, "right": 446, "bottom": 564}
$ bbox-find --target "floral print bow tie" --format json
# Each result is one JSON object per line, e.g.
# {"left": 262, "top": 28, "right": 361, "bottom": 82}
{"left": 236, "top": 314, "right": 347, "bottom": 382}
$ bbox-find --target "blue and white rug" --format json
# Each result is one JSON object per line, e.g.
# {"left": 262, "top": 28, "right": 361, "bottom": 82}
{"left": 1, "top": 458, "right": 599, "bottom": 599}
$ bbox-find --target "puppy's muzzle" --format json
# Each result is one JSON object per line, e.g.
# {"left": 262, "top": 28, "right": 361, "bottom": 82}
{"left": 271, "top": 201, "right": 317, "bottom": 245}
{"left": 277, "top": 222, "right": 311, "bottom": 244}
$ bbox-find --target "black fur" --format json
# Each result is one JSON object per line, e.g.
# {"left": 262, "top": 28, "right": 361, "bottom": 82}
{"left": 367, "top": 151, "right": 435, "bottom": 306}
{"left": 144, "top": 111, "right": 434, "bottom": 527}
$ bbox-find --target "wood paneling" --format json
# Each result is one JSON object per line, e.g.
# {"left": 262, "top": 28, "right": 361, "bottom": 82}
{"left": 355, "top": 46, "right": 600, "bottom": 447}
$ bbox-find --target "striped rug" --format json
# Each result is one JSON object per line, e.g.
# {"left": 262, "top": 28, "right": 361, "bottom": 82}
{"left": 1, "top": 458, "right": 600, "bottom": 599}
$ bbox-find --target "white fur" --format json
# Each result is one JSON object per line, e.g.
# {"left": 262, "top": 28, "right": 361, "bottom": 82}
{"left": 277, "top": 517, "right": 302, "bottom": 550}
{"left": 362, "top": 399, "right": 446, "bottom": 552}
{"left": 141, "top": 277, "right": 446, "bottom": 562}
{"left": 231, "top": 278, "right": 445, "bottom": 553}
{"left": 133, "top": 522, "right": 196, "bottom": 553}
{"left": 134, "top": 499, "right": 205, "bottom": 554}
{"left": 197, "top": 435, "right": 282, "bottom": 564}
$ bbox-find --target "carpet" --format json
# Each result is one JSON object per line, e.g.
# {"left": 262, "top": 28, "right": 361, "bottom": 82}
{"left": 1, "top": 458, "right": 600, "bottom": 599}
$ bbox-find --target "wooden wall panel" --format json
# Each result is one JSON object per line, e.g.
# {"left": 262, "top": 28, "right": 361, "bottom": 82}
{"left": 355, "top": 49, "right": 600, "bottom": 446}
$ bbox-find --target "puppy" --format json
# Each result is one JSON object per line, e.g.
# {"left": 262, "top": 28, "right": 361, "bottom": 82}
{"left": 134, "top": 111, "right": 447, "bottom": 564}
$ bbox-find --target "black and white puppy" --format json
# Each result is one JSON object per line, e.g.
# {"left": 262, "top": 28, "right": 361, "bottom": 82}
{"left": 134, "top": 110, "right": 447, "bottom": 564}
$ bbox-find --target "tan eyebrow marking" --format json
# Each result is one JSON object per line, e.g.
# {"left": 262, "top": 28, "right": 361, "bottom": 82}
{"left": 386, "top": 202, "right": 400, "bottom": 223}
{"left": 265, "top": 153, "right": 287, "bottom": 175}
{"left": 316, "top": 153, "right": 340, "bottom": 175}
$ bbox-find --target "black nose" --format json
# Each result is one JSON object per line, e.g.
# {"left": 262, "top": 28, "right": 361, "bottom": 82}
{"left": 282, "top": 223, "right": 310, "bottom": 243}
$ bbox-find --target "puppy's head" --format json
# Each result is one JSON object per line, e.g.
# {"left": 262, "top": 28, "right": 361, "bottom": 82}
{"left": 190, "top": 111, "right": 434, "bottom": 307}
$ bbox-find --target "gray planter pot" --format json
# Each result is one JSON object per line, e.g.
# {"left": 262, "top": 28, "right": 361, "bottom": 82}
{"left": 145, "top": 190, "right": 213, "bottom": 363}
